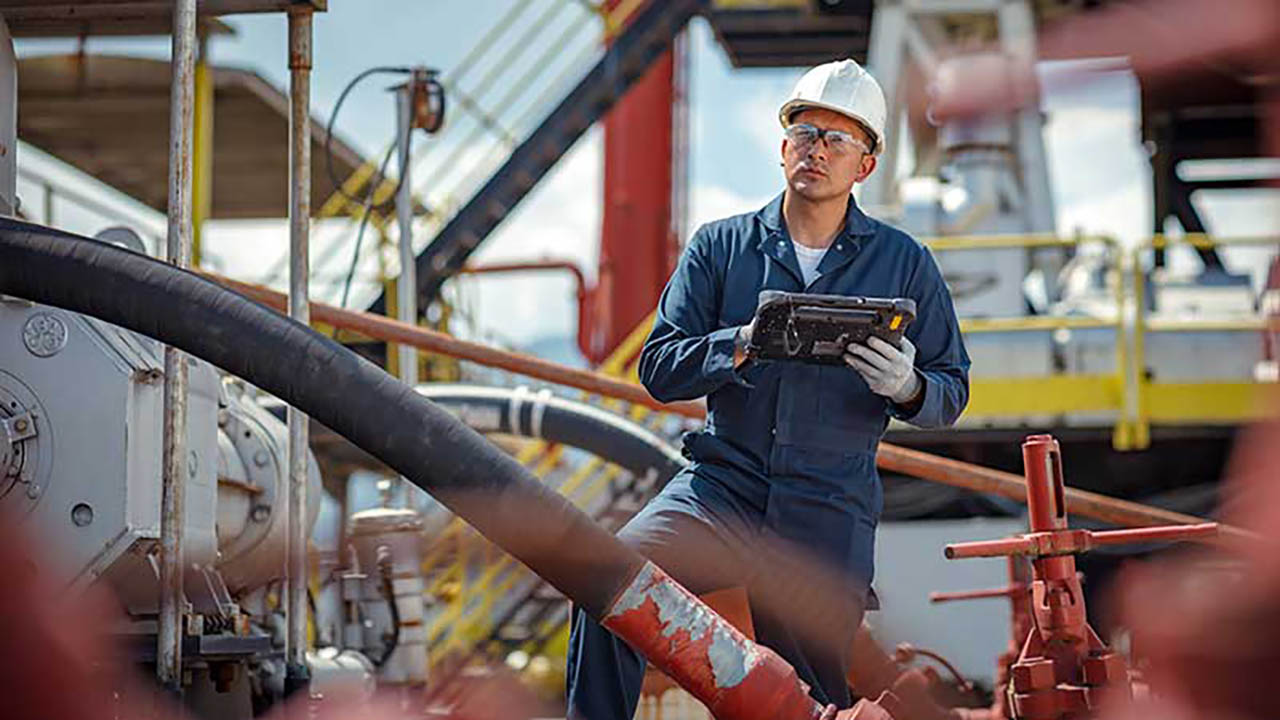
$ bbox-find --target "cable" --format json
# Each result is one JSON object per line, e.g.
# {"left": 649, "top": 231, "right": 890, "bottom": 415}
{"left": 338, "top": 141, "right": 398, "bottom": 309}
{"left": 894, "top": 643, "right": 977, "bottom": 698}
{"left": 324, "top": 66, "right": 414, "bottom": 212}
{"left": 373, "top": 549, "right": 400, "bottom": 667}
{"left": 329, "top": 66, "right": 446, "bottom": 309}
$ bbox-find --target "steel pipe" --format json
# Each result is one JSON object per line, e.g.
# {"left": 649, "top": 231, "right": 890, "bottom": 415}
{"left": 394, "top": 81, "right": 418, "bottom": 388}
{"left": 285, "top": 7, "right": 313, "bottom": 694}
{"left": 157, "top": 0, "right": 197, "bottom": 693}
{"left": 0, "top": 16, "right": 15, "bottom": 217}
{"left": 208, "top": 274, "right": 1253, "bottom": 544}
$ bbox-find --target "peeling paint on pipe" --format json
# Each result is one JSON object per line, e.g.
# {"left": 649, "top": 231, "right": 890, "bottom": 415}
{"left": 604, "top": 562, "right": 827, "bottom": 720}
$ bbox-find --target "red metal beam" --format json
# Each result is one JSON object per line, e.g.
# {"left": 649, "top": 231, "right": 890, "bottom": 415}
{"left": 589, "top": 0, "right": 678, "bottom": 364}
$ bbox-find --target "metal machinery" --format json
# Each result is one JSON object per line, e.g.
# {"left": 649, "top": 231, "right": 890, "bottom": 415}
{"left": 941, "top": 434, "right": 1216, "bottom": 719}
{"left": 0, "top": 3, "right": 385, "bottom": 715}
{"left": 346, "top": 491, "right": 431, "bottom": 689}
{"left": 0, "top": 255, "right": 336, "bottom": 708}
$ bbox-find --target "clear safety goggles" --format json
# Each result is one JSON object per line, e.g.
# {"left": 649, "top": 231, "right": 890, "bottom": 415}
{"left": 784, "top": 123, "right": 871, "bottom": 156}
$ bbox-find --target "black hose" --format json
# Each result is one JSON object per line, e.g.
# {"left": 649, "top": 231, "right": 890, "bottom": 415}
{"left": 416, "top": 384, "right": 685, "bottom": 485}
{"left": 0, "top": 219, "right": 643, "bottom": 618}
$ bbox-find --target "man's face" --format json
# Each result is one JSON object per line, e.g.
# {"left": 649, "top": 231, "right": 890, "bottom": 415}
{"left": 781, "top": 107, "right": 877, "bottom": 202}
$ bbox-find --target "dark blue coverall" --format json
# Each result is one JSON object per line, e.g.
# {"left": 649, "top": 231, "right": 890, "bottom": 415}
{"left": 566, "top": 193, "right": 970, "bottom": 718}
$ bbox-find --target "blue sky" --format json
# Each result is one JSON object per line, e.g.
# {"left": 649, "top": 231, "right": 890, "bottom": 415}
{"left": 12, "top": 1, "right": 1276, "bottom": 352}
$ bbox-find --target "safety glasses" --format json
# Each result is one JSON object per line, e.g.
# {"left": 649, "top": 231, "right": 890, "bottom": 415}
{"left": 785, "top": 123, "right": 871, "bottom": 156}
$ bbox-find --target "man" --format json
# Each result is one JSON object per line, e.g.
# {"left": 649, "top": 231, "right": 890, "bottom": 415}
{"left": 566, "top": 59, "right": 970, "bottom": 718}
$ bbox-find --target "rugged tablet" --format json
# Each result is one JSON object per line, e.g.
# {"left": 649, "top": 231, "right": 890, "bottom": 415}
{"left": 744, "top": 291, "right": 917, "bottom": 365}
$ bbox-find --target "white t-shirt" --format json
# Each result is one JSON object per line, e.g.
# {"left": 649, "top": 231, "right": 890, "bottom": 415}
{"left": 792, "top": 240, "right": 828, "bottom": 287}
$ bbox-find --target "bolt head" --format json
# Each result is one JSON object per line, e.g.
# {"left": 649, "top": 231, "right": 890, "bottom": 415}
{"left": 1084, "top": 652, "right": 1127, "bottom": 686}
{"left": 1012, "top": 659, "right": 1057, "bottom": 692}
{"left": 253, "top": 450, "right": 270, "bottom": 468}
{"left": 251, "top": 505, "right": 271, "bottom": 522}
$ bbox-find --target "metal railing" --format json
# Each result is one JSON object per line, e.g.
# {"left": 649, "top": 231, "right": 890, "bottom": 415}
{"left": 417, "top": 307, "right": 673, "bottom": 670}
{"left": 923, "top": 232, "right": 1279, "bottom": 449}
{"left": 16, "top": 167, "right": 165, "bottom": 252}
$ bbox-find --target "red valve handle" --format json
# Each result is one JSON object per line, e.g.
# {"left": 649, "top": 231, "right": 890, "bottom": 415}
{"left": 944, "top": 522, "right": 1219, "bottom": 560}
{"left": 1088, "top": 522, "right": 1218, "bottom": 547}
{"left": 929, "top": 586, "right": 1024, "bottom": 603}
{"left": 944, "top": 536, "right": 1035, "bottom": 560}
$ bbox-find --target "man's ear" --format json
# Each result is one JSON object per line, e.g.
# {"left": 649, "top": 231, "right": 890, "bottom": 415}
{"left": 780, "top": 138, "right": 789, "bottom": 165}
{"left": 854, "top": 154, "right": 877, "bottom": 183}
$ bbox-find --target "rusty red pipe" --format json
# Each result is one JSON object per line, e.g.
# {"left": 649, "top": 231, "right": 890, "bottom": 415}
{"left": 604, "top": 562, "right": 829, "bottom": 719}
{"left": 1088, "top": 523, "right": 1219, "bottom": 547}
{"left": 457, "top": 259, "right": 594, "bottom": 366}
{"left": 455, "top": 256, "right": 593, "bottom": 361}
{"left": 929, "top": 586, "right": 1023, "bottom": 603}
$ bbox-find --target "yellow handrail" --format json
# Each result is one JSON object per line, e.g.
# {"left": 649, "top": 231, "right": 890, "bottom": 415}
{"left": 925, "top": 232, "right": 1277, "bottom": 449}
{"left": 923, "top": 233, "right": 1114, "bottom": 251}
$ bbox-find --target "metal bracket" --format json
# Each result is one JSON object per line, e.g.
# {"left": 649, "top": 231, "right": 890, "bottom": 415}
{"left": 1, "top": 410, "right": 36, "bottom": 470}
{"left": 1, "top": 411, "right": 36, "bottom": 442}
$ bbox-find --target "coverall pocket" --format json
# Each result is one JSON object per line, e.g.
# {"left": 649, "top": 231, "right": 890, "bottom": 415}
{"left": 789, "top": 444, "right": 861, "bottom": 479}
{"left": 781, "top": 445, "right": 882, "bottom": 520}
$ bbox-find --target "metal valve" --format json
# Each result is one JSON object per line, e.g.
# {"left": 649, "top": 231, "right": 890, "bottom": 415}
{"left": 940, "top": 435, "right": 1219, "bottom": 720}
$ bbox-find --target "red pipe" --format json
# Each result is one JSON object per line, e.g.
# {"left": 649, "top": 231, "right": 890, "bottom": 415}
{"left": 603, "top": 562, "right": 829, "bottom": 719}
{"left": 1022, "top": 434, "right": 1066, "bottom": 532}
{"left": 457, "top": 259, "right": 593, "bottom": 363}
{"left": 596, "top": 0, "right": 678, "bottom": 365}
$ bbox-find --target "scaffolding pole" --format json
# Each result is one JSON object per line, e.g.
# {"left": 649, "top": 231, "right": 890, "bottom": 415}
{"left": 157, "top": 0, "right": 197, "bottom": 695}
{"left": 284, "top": 6, "right": 313, "bottom": 700}
{"left": 395, "top": 80, "right": 418, "bottom": 387}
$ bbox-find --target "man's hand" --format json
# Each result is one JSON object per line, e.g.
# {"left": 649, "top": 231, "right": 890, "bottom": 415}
{"left": 844, "top": 336, "right": 921, "bottom": 404}
{"left": 819, "top": 704, "right": 839, "bottom": 720}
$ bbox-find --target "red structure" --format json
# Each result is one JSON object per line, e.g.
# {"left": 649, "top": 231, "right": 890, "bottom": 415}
{"left": 943, "top": 435, "right": 1217, "bottom": 720}
{"left": 581, "top": 0, "right": 682, "bottom": 365}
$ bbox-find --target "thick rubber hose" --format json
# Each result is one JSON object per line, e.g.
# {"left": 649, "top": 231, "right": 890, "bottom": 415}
{"left": 416, "top": 384, "right": 686, "bottom": 484}
{"left": 0, "top": 218, "right": 641, "bottom": 617}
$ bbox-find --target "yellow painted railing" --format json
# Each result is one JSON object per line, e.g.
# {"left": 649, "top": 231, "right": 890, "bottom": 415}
{"left": 924, "top": 233, "right": 1279, "bottom": 448}
{"left": 421, "top": 307, "right": 664, "bottom": 668}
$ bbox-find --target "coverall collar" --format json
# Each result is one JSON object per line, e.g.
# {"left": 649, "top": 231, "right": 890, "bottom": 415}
{"left": 754, "top": 192, "right": 876, "bottom": 286}
{"left": 755, "top": 191, "right": 877, "bottom": 242}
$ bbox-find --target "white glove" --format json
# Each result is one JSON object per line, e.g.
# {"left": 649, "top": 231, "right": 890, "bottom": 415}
{"left": 844, "top": 335, "right": 922, "bottom": 404}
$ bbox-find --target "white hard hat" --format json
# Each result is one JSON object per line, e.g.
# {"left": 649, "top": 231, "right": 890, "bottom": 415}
{"left": 778, "top": 59, "right": 887, "bottom": 155}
